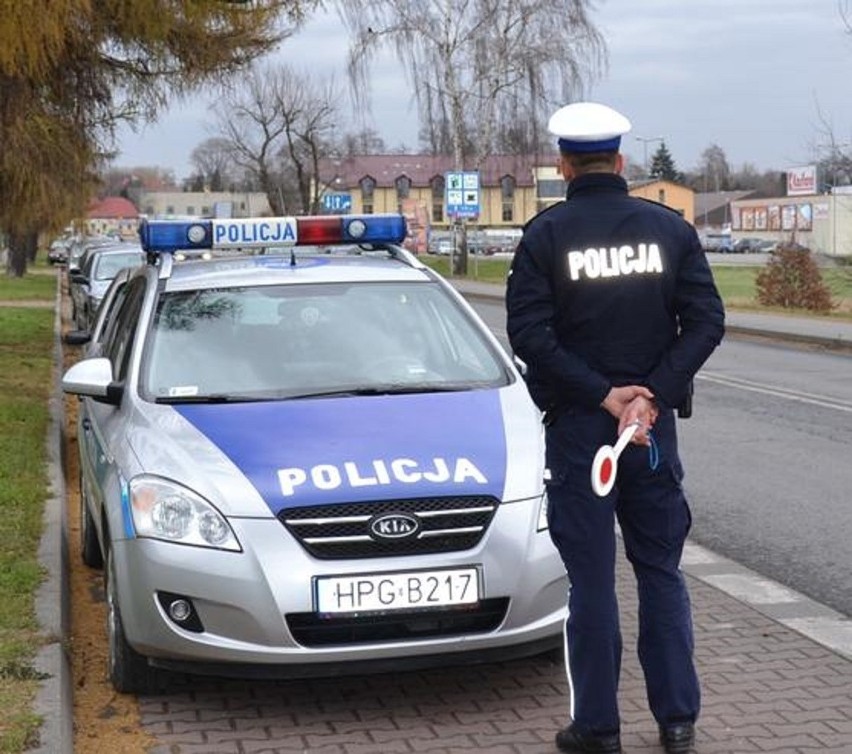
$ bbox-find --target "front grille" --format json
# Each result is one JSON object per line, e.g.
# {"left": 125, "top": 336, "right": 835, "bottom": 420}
{"left": 279, "top": 495, "right": 498, "bottom": 559}
{"left": 286, "top": 598, "right": 509, "bottom": 646}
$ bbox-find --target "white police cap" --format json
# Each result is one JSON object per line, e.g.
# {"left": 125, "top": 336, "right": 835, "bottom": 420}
{"left": 548, "top": 102, "right": 632, "bottom": 153}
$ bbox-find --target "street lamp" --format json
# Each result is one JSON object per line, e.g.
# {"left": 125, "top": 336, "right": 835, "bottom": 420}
{"left": 635, "top": 135, "right": 663, "bottom": 174}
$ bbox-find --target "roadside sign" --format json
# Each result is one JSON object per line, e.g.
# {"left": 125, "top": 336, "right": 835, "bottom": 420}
{"left": 322, "top": 193, "right": 353, "bottom": 213}
{"left": 445, "top": 171, "right": 480, "bottom": 219}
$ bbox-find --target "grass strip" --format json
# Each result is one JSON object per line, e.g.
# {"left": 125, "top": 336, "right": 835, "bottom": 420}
{"left": 0, "top": 269, "right": 56, "bottom": 302}
{"left": 0, "top": 306, "right": 54, "bottom": 753}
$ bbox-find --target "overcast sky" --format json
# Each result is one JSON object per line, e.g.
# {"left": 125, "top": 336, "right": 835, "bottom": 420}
{"left": 115, "top": 0, "right": 852, "bottom": 181}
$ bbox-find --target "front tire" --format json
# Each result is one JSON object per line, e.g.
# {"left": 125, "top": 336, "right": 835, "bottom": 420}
{"left": 105, "top": 548, "right": 163, "bottom": 695}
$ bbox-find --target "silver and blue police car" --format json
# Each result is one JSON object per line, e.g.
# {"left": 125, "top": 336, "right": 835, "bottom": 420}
{"left": 62, "top": 213, "right": 566, "bottom": 693}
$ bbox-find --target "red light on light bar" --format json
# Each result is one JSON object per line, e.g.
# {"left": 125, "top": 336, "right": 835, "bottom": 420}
{"left": 295, "top": 217, "right": 343, "bottom": 245}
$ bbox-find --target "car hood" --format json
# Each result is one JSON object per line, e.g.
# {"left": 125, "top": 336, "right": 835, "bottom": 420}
{"left": 127, "top": 387, "right": 543, "bottom": 517}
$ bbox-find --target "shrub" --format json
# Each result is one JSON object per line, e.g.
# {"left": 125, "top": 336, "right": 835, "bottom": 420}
{"left": 755, "top": 245, "right": 835, "bottom": 313}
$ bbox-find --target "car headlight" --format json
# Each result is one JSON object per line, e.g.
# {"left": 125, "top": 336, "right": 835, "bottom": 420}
{"left": 129, "top": 476, "right": 241, "bottom": 551}
{"left": 536, "top": 490, "right": 549, "bottom": 532}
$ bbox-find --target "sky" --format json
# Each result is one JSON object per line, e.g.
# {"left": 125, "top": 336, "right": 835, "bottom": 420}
{"left": 114, "top": 0, "right": 852, "bottom": 181}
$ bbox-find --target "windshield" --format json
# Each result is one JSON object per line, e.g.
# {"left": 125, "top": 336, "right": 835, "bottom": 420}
{"left": 141, "top": 281, "right": 510, "bottom": 401}
{"left": 93, "top": 251, "right": 145, "bottom": 281}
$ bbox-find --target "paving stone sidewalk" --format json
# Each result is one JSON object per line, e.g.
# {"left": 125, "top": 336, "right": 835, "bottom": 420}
{"left": 138, "top": 543, "right": 852, "bottom": 754}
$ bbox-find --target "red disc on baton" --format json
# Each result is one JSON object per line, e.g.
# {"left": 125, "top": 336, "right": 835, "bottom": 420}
{"left": 591, "top": 422, "right": 639, "bottom": 497}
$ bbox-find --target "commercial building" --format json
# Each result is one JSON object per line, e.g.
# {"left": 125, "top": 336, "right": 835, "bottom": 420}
{"left": 730, "top": 189, "right": 852, "bottom": 258}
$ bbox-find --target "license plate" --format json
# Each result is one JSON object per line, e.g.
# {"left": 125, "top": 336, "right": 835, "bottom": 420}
{"left": 315, "top": 567, "right": 480, "bottom": 614}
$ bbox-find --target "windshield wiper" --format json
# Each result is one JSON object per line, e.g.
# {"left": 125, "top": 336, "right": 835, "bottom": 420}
{"left": 154, "top": 394, "right": 271, "bottom": 404}
{"left": 289, "top": 383, "right": 471, "bottom": 400}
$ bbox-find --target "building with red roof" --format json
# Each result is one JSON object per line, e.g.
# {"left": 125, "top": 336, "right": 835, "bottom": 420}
{"left": 86, "top": 196, "right": 140, "bottom": 239}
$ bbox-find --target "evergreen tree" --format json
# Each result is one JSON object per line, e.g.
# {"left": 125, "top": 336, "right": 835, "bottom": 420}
{"left": 649, "top": 142, "right": 680, "bottom": 182}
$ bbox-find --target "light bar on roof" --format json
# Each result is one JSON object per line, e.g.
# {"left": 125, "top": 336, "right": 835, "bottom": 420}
{"left": 138, "top": 214, "right": 407, "bottom": 253}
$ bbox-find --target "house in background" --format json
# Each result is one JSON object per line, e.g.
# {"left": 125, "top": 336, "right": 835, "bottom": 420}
{"left": 316, "top": 155, "right": 705, "bottom": 236}
{"left": 315, "top": 154, "right": 542, "bottom": 230}
{"left": 85, "top": 196, "right": 139, "bottom": 238}
{"left": 536, "top": 170, "right": 696, "bottom": 223}
{"left": 629, "top": 179, "right": 695, "bottom": 224}
{"left": 137, "top": 190, "right": 272, "bottom": 220}
{"left": 83, "top": 191, "right": 274, "bottom": 243}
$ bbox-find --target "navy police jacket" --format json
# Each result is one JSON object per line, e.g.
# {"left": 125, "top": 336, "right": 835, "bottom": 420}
{"left": 505, "top": 172, "right": 725, "bottom": 413}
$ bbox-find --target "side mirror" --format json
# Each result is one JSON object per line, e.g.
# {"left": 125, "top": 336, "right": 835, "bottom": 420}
{"left": 62, "top": 357, "right": 123, "bottom": 405}
{"left": 63, "top": 330, "right": 92, "bottom": 346}
{"left": 70, "top": 272, "right": 88, "bottom": 285}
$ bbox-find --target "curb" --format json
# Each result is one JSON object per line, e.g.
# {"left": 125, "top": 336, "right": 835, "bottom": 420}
{"left": 681, "top": 542, "right": 852, "bottom": 660}
{"left": 723, "top": 322, "right": 852, "bottom": 354}
{"left": 32, "top": 277, "right": 73, "bottom": 754}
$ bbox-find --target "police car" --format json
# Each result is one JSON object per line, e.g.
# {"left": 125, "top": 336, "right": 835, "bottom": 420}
{"left": 61, "top": 213, "right": 565, "bottom": 694}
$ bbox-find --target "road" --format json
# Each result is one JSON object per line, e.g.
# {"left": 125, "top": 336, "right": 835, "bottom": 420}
{"left": 470, "top": 298, "right": 852, "bottom": 618}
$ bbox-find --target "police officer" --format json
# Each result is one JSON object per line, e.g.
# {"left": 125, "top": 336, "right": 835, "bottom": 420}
{"left": 506, "top": 102, "right": 725, "bottom": 754}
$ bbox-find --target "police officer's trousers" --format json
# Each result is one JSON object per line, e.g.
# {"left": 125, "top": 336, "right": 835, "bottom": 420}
{"left": 545, "top": 406, "right": 700, "bottom": 735}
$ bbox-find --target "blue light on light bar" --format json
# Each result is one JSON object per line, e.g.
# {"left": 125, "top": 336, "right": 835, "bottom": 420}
{"left": 339, "top": 214, "right": 407, "bottom": 244}
{"left": 139, "top": 214, "right": 407, "bottom": 253}
{"left": 139, "top": 219, "right": 213, "bottom": 252}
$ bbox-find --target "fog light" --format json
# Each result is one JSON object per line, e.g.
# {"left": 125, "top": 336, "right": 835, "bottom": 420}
{"left": 169, "top": 599, "right": 192, "bottom": 622}
{"left": 157, "top": 591, "right": 204, "bottom": 633}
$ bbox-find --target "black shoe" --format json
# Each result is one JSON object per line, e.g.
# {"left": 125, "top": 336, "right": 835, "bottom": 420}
{"left": 555, "top": 724, "right": 621, "bottom": 753}
{"left": 658, "top": 722, "right": 695, "bottom": 753}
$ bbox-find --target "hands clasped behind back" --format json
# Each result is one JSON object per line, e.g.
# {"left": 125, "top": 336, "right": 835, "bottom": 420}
{"left": 600, "top": 385, "right": 658, "bottom": 446}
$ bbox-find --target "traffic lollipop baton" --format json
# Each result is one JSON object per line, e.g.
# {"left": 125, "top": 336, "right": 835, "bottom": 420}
{"left": 590, "top": 421, "right": 641, "bottom": 497}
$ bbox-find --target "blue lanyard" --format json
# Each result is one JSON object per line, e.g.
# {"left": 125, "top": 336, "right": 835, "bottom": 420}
{"left": 647, "top": 430, "right": 660, "bottom": 470}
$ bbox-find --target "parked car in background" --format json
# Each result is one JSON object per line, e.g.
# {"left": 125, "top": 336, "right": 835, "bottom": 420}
{"left": 752, "top": 239, "right": 780, "bottom": 254}
{"left": 69, "top": 244, "right": 146, "bottom": 331}
{"left": 700, "top": 233, "right": 734, "bottom": 253}
{"left": 732, "top": 237, "right": 762, "bottom": 254}
{"left": 67, "top": 235, "right": 117, "bottom": 277}
{"left": 47, "top": 239, "right": 70, "bottom": 265}
{"left": 64, "top": 267, "right": 134, "bottom": 354}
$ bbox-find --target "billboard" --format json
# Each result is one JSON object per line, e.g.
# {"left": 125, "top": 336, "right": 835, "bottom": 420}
{"left": 786, "top": 165, "right": 817, "bottom": 196}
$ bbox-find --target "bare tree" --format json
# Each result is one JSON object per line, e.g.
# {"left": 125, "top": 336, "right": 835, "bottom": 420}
{"left": 335, "top": 0, "right": 605, "bottom": 271}
{"left": 190, "top": 137, "right": 239, "bottom": 191}
{"left": 214, "top": 66, "right": 292, "bottom": 214}
{"left": 275, "top": 72, "right": 340, "bottom": 213}
{"left": 699, "top": 144, "right": 731, "bottom": 192}
{"left": 809, "top": 99, "right": 852, "bottom": 190}
{"left": 337, "top": 0, "right": 605, "bottom": 167}
{"left": 213, "top": 64, "right": 339, "bottom": 214}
